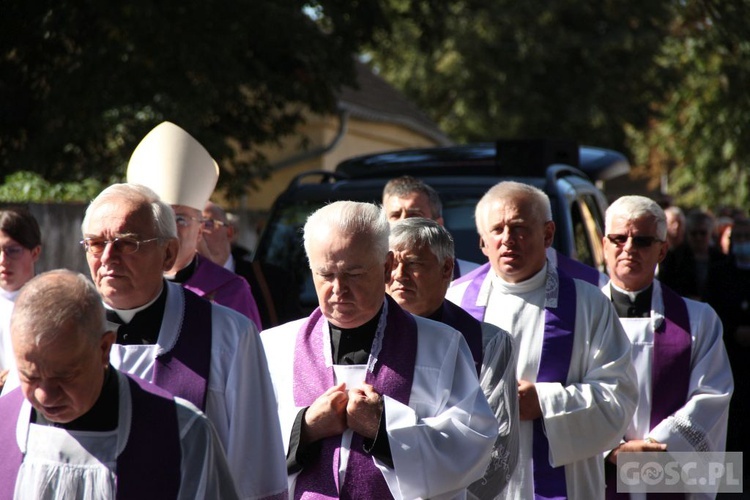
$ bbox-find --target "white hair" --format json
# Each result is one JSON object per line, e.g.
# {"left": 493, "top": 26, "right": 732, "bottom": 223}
{"left": 303, "top": 201, "right": 390, "bottom": 265}
{"left": 605, "top": 195, "right": 667, "bottom": 240}
{"left": 475, "top": 181, "right": 552, "bottom": 234}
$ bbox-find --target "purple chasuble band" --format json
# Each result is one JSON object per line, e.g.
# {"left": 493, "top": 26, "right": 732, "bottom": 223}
{"left": 0, "top": 375, "right": 181, "bottom": 500}
{"left": 292, "top": 296, "right": 418, "bottom": 500}
{"left": 152, "top": 289, "right": 212, "bottom": 411}
{"left": 651, "top": 284, "right": 692, "bottom": 429}
{"left": 605, "top": 284, "right": 691, "bottom": 500}
{"left": 0, "top": 388, "right": 25, "bottom": 499}
{"left": 533, "top": 269, "right": 576, "bottom": 500}
{"left": 455, "top": 262, "right": 492, "bottom": 322}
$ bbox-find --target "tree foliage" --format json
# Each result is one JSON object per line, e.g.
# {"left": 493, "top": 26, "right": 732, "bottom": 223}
{"left": 0, "top": 0, "right": 387, "bottom": 198}
{"left": 366, "top": 0, "right": 750, "bottom": 208}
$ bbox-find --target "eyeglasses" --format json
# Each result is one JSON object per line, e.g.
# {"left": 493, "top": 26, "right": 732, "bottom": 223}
{"left": 201, "top": 218, "right": 227, "bottom": 231}
{"left": 606, "top": 234, "right": 663, "bottom": 248}
{"left": 174, "top": 215, "right": 203, "bottom": 228}
{"left": 80, "top": 237, "right": 160, "bottom": 256}
{"left": 0, "top": 245, "right": 26, "bottom": 260}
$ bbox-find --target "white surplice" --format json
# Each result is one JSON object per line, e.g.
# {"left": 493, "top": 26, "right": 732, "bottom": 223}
{"left": 108, "top": 281, "right": 287, "bottom": 500}
{"left": 447, "top": 262, "right": 638, "bottom": 499}
{"left": 10, "top": 370, "right": 238, "bottom": 500}
{"left": 602, "top": 280, "right": 733, "bottom": 500}
{"left": 261, "top": 301, "right": 498, "bottom": 500}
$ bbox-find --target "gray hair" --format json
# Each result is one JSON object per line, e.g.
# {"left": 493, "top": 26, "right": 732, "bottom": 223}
{"left": 11, "top": 270, "right": 106, "bottom": 347}
{"left": 303, "top": 201, "right": 390, "bottom": 265}
{"left": 664, "top": 205, "right": 685, "bottom": 225}
{"left": 382, "top": 176, "right": 443, "bottom": 219}
{"left": 389, "top": 217, "right": 455, "bottom": 264}
{"left": 475, "top": 181, "right": 552, "bottom": 234}
{"left": 605, "top": 196, "right": 667, "bottom": 241}
{"left": 82, "top": 183, "right": 177, "bottom": 240}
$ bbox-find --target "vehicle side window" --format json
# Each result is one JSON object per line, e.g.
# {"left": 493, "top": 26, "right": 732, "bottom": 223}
{"left": 570, "top": 196, "right": 605, "bottom": 271}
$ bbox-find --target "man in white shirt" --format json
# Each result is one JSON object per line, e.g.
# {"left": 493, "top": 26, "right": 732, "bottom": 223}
{"left": 261, "top": 201, "right": 498, "bottom": 499}
{"left": 601, "top": 195, "right": 733, "bottom": 499}
{"left": 0, "top": 269, "right": 238, "bottom": 499}
{"left": 446, "top": 181, "right": 638, "bottom": 499}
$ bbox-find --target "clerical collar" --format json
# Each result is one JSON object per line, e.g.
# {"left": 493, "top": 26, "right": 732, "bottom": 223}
{"left": 610, "top": 283, "right": 653, "bottom": 318}
{"left": 107, "top": 284, "right": 168, "bottom": 345}
{"left": 329, "top": 306, "right": 383, "bottom": 365}
{"left": 105, "top": 282, "right": 164, "bottom": 324}
{"left": 426, "top": 303, "right": 445, "bottom": 322}
{"left": 34, "top": 365, "right": 119, "bottom": 432}
{"left": 610, "top": 282, "right": 652, "bottom": 302}
{"left": 491, "top": 262, "right": 548, "bottom": 295}
{"left": 224, "top": 253, "right": 235, "bottom": 272}
{"left": 166, "top": 255, "right": 197, "bottom": 284}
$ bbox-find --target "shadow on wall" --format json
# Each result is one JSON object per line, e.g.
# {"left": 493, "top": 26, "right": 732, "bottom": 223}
{"left": 0, "top": 203, "right": 90, "bottom": 276}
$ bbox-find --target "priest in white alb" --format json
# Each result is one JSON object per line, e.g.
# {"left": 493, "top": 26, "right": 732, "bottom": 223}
{"left": 261, "top": 201, "right": 498, "bottom": 499}
{"left": 0, "top": 270, "right": 239, "bottom": 499}
{"left": 446, "top": 181, "right": 639, "bottom": 499}
{"left": 601, "top": 196, "right": 733, "bottom": 499}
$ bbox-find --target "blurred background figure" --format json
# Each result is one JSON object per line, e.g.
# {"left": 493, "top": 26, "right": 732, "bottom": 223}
{"left": 704, "top": 218, "right": 750, "bottom": 466}
{"left": 0, "top": 208, "right": 41, "bottom": 390}
{"left": 201, "top": 201, "right": 302, "bottom": 327}
{"left": 664, "top": 206, "right": 686, "bottom": 249}
{"left": 660, "top": 209, "right": 724, "bottom": 299}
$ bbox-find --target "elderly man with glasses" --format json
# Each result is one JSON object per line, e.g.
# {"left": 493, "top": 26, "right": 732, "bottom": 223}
{"left": 126, "top": 121, "right": 261, "bottom": 328}
{"left": 601, "top": 195, "right": 733, "bottom": 498}
{"left": 75, "top": 182, "right": 288, "bottom": 500}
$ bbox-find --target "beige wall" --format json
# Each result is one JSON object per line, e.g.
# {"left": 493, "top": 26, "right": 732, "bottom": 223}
{"left": 242, "top": 114, "right": 444, "bottom": 211}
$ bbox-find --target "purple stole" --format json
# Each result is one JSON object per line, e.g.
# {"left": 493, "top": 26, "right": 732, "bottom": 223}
{"left": 184, "top": 254, "right": 262, "bottom": 328}
{"left": 292, "top": 296, "right": 418, "bottom": 500}
{"left": 437, "top": 300, "right": 484, "bottom": 376}
{"left": 606, "top": 284, "right": 691, "bottom": 500}
{"left": 455, "top": 263, "right": 575, "bottom": 498}
{"left": 0, "top": 375, "right": 181, "bottom": 500}
{"left": 553, "top": 250, "right": 602, "bottom": 286}
{"left": 454, "top": 262, "right": 492, "bottom": 322}
{"left": 152, "top": 289, "right": 212, "bottom": 411}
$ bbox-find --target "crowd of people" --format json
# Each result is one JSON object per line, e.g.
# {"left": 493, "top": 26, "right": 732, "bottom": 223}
{"left": 0, "top": 121, "right": 740, "bottom": 499}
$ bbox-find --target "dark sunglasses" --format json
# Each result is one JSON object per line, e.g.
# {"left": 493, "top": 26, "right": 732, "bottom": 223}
{"left": 606, "top": 234, "right": 663, "bottom": 248}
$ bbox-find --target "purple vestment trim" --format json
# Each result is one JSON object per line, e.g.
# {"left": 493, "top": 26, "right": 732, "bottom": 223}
{"left": 553, "top": 250, "right": 601, "bottom": 286}
{"left": 438, "top": 300, "right": 484, "bottom": 376}
{"left": 184, "top": 254, "right": 262, "bottom": 328}
{"left": 292, "top": 296, "right": 418, "bottom": 500}
{"left": 650, "top": 285, "right": 692, "bottom": 430}
{"left": 532, "top": 269, "right": 576, "bottom": 500}
{"left": 0, "top": 376, "right": 181, "bottom": 500}
{"left": 0, "top": 388, "right": 25, "bottom": 499}
{"left": 152, "top": 288, "right": 212, "bottom": 411}
{"left": 456, "top": 263, "right": 492, "bottom": 322}
{"left": 117, "top": 375, "right": 181, "bottom": 499}
{"left": 606, "top": 284, "right": 690, "bottom": 500}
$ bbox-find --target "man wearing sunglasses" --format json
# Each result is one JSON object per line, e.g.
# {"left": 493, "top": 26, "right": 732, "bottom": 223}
{"left": 127, "top": 122, "right": 262, "bottom": 329}
{"left": 602, "top": 195, "right": 733, "bottom": 497}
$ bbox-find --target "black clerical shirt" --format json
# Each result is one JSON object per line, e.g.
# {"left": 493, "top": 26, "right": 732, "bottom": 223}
{"left": 610, "top": 284, "right": 653, "bottom": 318}
{"left": 287, "top": 306, "right": 394, "bottom": 472}
{"left": 33, "top": 365, "right": 119, "bottom": 432}
{"left": 106, "top": 285, "right": 168, "bottom": 345}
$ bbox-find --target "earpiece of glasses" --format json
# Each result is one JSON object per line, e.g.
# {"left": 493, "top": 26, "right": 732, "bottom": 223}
{"left": 201, "top": 219, "right": 227, "bottom": 231}
{"left": 606, "top": 234, "right": 662, "bottom": 248}
{"left": 80, "top": 237, "right": 159, "bottom": 255}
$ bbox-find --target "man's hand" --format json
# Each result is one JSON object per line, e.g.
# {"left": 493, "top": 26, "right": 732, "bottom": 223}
{"left": 607, "top": 439, "right": 668, "bottom": 464}
{"left": 346, "top": 383, "right": 384, "bottom": 440}
{"left": 302, "top": 383, "right": 349, "bottom": 444}
{"left": 518, "top": 379, "right": 543, "bottom": 421}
